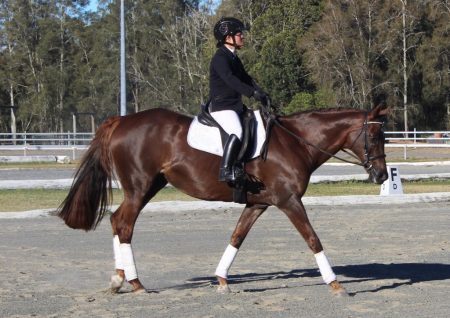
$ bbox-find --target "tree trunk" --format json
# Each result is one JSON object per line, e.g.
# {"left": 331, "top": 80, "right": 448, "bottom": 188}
{"left": 59, "top": 3, "right": 65, "bottom": 133}
{"left": 401, "top": 0, "right": 408, "bottom": 135}
{"left": 9, "top": 83, "right": 17, "bottom": 144}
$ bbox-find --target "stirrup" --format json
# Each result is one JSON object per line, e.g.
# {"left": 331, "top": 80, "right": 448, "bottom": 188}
{"left": 219, "top": 167, "right": 235, "bottom": 182}
{"left": 219, "top": 165, "right": 245, "bottom": 183}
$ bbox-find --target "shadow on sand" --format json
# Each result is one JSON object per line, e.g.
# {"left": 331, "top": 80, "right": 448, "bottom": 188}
{"left": 166, "top": 263, "right": 450, "bottom": 294}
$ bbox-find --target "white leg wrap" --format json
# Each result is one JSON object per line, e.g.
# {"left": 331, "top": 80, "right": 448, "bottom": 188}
{"left": 113, "top": 235, "right": 124, "bottom": 270}
{"left": 119, "top": 243, "right": 138, "bottom": 281}
{"left": 215, "top": 244, "right": 239, "bottom": 279}
{"left": 314, "top": 251, "right": 337, "bottom": 284}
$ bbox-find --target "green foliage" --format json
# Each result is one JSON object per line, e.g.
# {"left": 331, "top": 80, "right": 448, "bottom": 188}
{"left": 253, "top": 31, "right": 302, "bottom": 106}
{"left": 284, "top": 89, "right": 335, "bottom": 114}
{"left": 245, "top": 0, "right": 322, "bottom": 109}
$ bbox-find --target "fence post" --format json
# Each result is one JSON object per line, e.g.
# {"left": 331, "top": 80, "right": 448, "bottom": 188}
{"left": 72, "top": 114, "right": 77, "bottom": 146}
{"left": 91, "top": 115, "right": 95, "bottom": 134}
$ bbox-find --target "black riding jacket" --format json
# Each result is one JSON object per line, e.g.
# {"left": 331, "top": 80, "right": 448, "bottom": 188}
{"left": 209, "top": 46, "right": 255, "bottom": 113}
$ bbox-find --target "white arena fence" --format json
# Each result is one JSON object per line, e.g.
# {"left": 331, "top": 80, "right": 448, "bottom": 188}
{"left": 0, "top": 132, "right": 92, "bottom": 160}
{"left": 0, "top": 130, "right": 449, "bottom": 160}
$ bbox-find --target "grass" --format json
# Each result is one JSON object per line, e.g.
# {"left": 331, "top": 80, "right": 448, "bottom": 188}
{"left": 0, "top": 180, "right": 449, "bottom": 212}
{"left": 304, "top": 180, "right": 450, "bottom": 196}
{"left": 0, "top": 187, "right": 193, "bottom": 212}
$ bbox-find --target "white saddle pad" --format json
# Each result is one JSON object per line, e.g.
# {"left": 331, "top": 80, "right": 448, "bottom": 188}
{"left": 187, "top": 109, "right": 266, "bottom": 159}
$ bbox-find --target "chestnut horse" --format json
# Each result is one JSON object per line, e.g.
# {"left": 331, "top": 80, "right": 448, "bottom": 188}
{"left": 58, "top": 105, "right": 388, "bottom": 295}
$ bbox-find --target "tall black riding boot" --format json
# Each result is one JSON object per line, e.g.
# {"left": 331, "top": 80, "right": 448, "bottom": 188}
{"left": 219, "top": 134, "right": 241, "bottom": 182}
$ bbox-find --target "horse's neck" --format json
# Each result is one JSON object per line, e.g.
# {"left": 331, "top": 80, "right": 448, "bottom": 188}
{"left": 281, "top": 110, "right": 361, "bottom": 169}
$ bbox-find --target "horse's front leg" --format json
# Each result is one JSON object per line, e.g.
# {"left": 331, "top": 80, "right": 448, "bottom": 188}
{"left": 278, "top": 196, "right": 348, "bottom": 297}
{"left": 215, "top": 204, "right": 268, "bottom": 293}
{"left": 110, "top": 199, "right": 146, "bottom": 293}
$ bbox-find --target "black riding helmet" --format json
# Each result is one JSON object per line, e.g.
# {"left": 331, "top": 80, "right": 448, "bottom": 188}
{"left": 214, "top": 17, "right": 247, "bottom": 48}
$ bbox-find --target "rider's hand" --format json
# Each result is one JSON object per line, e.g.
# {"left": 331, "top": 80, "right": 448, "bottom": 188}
{"left": 253, "top": 90, "right": 268, "bottom": 105}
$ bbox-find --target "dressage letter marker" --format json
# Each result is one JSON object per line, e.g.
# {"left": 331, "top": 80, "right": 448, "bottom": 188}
{"left": 380, "top": 166, "right": 404, "bottom": 195}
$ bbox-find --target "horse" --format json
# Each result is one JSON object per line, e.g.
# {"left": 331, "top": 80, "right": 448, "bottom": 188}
{"left": 57, "top": 105, "right": 388, "bottom": 296}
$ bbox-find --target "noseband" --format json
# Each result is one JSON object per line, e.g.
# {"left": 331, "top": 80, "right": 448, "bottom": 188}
{"left": 346, "top": 113, "right": 386, "bottom": 170}
{"left": 264, "top": 111, "right": 386, "bottom": 169}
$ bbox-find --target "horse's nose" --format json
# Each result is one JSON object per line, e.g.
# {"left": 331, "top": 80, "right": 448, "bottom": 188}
{"left": 370, "top": 167, "right": 388, "bottom": 184}
{"left": 376, "top": 169, "right": 388, "bottom": 184}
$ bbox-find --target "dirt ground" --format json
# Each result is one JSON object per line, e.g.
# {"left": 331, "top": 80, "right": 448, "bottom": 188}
{"left": 0, "top": 201, "right": 449, "bottom": 317}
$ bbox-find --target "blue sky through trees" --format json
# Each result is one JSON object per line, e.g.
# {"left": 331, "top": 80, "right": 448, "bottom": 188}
{"left": 86, "top": 0, "right": 221, "bottom": 12}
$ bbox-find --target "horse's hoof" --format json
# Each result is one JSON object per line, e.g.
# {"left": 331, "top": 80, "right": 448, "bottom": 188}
{"left": 132, "top": 287, "right": 147, "bottom": 294}
{"left": 217, "top": 284, "right": 231, "bottom": 294}
{"left": 110, "top": 274, "right": 124, "bottom": 293}
{"left": 332, "top": 287, "right": 349, "bottom": 297}
{"left": 329, "top": 281, "right": 349, "bottom": 297}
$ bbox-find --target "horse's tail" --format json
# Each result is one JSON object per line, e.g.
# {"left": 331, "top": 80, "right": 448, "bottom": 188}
{"left": 57, "top": 116, "right": 121, "bottom": 231}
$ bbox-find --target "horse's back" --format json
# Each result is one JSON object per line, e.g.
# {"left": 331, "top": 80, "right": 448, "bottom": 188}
{"left": 117, "top": 108, "right": 191, "bottom": 130}
{"left": 110, "top": 108, "right": 191, "bottom": 142}
{"left": 107, "top": 108, "right": 192, "bottom": 166}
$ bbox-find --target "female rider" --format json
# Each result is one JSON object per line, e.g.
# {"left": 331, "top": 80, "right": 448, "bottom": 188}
{"left": 209, "top": 17, "right": 268, "bottom": 182}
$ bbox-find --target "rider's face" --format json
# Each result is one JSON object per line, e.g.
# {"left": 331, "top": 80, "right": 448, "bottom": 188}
{"left": 233, "top": 32, "right": 244, "bottom": 48}
{"left": 225, "top": 32, "right": 245, "bottom": 49}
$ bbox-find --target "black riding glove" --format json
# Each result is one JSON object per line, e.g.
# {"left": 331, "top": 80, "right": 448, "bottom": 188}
{"left": 253, "top": 90, "right": 268, "bottom": 105}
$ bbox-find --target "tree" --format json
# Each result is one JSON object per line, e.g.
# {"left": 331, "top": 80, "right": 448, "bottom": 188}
{"left": 415, "top": 0, "right": 450, "bottom": 129}
{"left": 160, "top": 6, "right": 212, "bottom": 112}
{"left": 301, "top": 0, "right": 397, "bottom": 109}
{"left": 302, "top": 0, "right": 448, "bottom": 129}
{"left": 0, "top": 0, "right": 20, "bottom": 137}
{"left": 215, "top": 0, "right": 322, "bottom": 110}
{"left": 0, "top": 0, "right": 89, "bottom": 132}
{"left": 123, "top": 0, "right": 210, "bottom": 114}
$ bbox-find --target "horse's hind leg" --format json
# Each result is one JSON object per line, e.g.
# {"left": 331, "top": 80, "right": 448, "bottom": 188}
{"left": 215, "top": 204, "right": 268, "bottom": 293}
{"left": 110, "top": 174, "right": 167, "bottom": 293}
{"left": 278, "top": 197, "right": 348, "bottom": 297}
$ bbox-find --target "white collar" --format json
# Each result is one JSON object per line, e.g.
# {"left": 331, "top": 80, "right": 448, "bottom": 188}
{"left": 225, "top": 45, "right": 236, "bottom": 55}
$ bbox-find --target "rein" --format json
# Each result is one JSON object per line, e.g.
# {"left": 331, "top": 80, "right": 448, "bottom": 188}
{"left": 260, "top": 106, "right": 385, "bottom": 169}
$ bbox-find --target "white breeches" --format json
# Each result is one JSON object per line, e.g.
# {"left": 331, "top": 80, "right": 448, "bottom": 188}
{"left": 210, "top": 110, "right": 243, "bottom": 141}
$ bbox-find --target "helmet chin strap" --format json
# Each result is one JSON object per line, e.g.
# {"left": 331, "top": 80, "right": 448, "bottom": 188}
{"left": 224, "top": 35, "right": 242, "bottom": 49}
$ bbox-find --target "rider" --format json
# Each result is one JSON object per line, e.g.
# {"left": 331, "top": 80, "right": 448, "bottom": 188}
{"left": 209, "top": 17, "right": 268, "bottom": 182}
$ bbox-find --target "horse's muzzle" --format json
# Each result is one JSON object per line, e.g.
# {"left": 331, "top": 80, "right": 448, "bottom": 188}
{"left": 370, "top": 168, "right": 388, "bottom": 184}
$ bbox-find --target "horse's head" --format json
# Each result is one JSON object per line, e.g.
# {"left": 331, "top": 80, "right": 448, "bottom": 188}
{"left": 345, "top": 105, "right": 389, "bottom": 184}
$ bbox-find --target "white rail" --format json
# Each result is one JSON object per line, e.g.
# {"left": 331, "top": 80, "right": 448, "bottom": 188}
{"left": 0, "top": 132, "right": 93, "bottom": 145}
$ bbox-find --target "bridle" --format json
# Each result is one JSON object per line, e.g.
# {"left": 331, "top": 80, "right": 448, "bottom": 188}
{"left": 343, "top": 112, "right": 386, "bottom": 170}
{"left": 261, "top": 108, "right": 386, "bottom": 170}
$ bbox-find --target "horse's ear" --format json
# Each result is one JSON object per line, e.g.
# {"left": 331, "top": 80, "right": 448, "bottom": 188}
{"left": 368, "top": 104, "right": 389, "bottom": 119}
